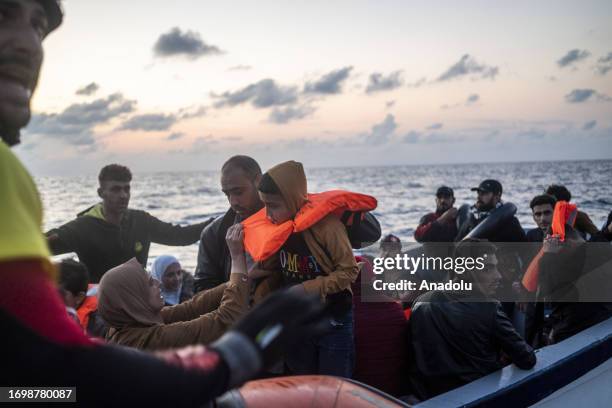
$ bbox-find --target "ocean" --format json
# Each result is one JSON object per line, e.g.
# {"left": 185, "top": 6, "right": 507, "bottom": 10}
{"left": 38, "top": 160, "right": 612, "bottom": 272}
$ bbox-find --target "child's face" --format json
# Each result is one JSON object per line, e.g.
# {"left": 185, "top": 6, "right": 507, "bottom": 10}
{"left": 259, "top": 192, "right": 294, "bottom": 224}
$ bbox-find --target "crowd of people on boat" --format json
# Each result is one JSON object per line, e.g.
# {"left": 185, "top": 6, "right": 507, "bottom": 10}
{"left": 49, "top": 156, "right": 612, "bottom": 402}
{"left": 1, "top": 2, "right": 611, "bottom": 406}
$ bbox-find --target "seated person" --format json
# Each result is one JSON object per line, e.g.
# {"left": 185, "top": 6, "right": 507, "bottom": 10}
{"left": 98, "top": 225, "right": 250, "bottom": 350}
{"left": 537, "top": 226, "right": 612, "bottom": 343}
{"left": 150, "top": 255, "right": 194, "bottom": 306}
{"left": 57, "top": 258, "right": 107, "bottom": 338}
{"left": 414, "top": 186, "right": 458, "bottom": 243}
{"left": 408, "top": 240, "right": 535, "bottom": 400}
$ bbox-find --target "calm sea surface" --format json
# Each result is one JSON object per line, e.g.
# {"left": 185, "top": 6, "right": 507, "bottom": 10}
{"left": 38, "top": 160, "right": 612, "bottom": 271}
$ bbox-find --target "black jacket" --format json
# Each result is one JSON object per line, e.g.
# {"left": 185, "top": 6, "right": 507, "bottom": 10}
{"left": 47, "top": 205, "right": 212, "bottom": 283}
{"left": 194, "top": 209, "right": 238, "bottom": 293}
{"left": 408, "top": 291, "right": 535, "bottom": 400}
{"left": 537, "top": 244, "right": 612, "bottom": 343}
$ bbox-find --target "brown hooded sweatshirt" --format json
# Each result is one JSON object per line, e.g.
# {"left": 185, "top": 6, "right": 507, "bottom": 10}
{"left": 261, "top": 161, "right": 358, "bottom": 301}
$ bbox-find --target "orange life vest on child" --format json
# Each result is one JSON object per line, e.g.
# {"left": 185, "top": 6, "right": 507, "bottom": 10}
{"left": 243, "top": 190, "right": 377, "bottom": 262}
{"left": 522, "top": 201, "right": 577, "bottom": 292}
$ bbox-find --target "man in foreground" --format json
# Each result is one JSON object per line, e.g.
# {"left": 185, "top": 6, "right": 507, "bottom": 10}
{"left": 408, "top": 241, "right": 536, "bottom": 400}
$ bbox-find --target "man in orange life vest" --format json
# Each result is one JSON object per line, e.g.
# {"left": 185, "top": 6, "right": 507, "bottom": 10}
{"left": 255, "top": 160, "right": 359, "bottom": 377}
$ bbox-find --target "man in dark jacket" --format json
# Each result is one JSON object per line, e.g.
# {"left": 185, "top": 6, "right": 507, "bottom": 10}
{"left": 523, "top": 194, "right": 556, "bottom": 346}
{"left": 456, "top": 180, "right": 527, "bottom": 318}
{"left": 537, "top": 227, "right": 612, "bottom": 343}
{"left": 408, "top": 241, "right": 536, "bottom": 400}
{"left": 457, "top": 179, "right": 527, "bottom": 243}
{"left": 414, "top": 186, "right": 458, "bottom": 243}
{"left": 526, "top": 194, "right": 556, "bottom": 243}
{"left": 46, "top": 164, "right": 212, "bottom": 282}
{"left": 194, "top": 156, "right": 263, "bottom": 292}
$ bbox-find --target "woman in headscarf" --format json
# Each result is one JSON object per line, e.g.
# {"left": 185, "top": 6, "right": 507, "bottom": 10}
{"left": 150, "top": 255, "right": 194, "bottom": 306}
{"left": 98, "top": 226, "right": 250, "bottom": 350}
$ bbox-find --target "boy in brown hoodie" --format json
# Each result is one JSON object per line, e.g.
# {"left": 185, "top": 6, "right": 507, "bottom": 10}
{"left": 256, "top": 160, "right": 359, "bottom": 377}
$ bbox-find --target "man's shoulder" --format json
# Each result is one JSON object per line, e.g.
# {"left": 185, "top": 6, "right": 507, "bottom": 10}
{"left": 201, "top": 208, "right": 237, "bottom": 239}
{"left": 526, "top": 228, "right": 544, "bottom": 242}
{"left": 419, "top": 212, "right": 437, "bottom": 224}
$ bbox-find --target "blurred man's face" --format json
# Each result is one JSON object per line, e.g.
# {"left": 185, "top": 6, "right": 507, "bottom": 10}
{"left": 532, "top": 203, "right": 554, "bottom": 231}
{"left": 435, "top": 194, "right": 455, "bottom": 213}
{"left": 0, "top": 0, "right": 47, "bottom": 143}
{"left": 475, "top": 191, "right": 500, "bottom": 211}
{"left": 473, "top": 254, "right": 501, "bottom": 297}
{"left": 221, "top": 167, "right": 262, "bottom": 218}
{"left": 98, "top": 180, "right": 131, "bottom": 213}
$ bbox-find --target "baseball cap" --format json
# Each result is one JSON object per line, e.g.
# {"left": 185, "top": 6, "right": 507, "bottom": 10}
{"left": 436, "top": 186, "right": 454, "bottom": 197}
{"left": 471, "top": 179, "right": 502, "bottom": 195}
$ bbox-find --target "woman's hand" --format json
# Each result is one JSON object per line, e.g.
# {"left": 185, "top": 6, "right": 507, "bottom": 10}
{"left": 226, "top": 224, "right": 245, "bottom": 258}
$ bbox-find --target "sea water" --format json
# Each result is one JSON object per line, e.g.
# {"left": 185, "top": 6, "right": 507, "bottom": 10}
{"left": 38, "top": 160, "right": 612, "bottom": 272}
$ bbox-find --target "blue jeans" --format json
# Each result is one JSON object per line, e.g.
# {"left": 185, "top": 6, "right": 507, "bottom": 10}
{"left": 284, "top": 309, "right": 354, "bottom": 378}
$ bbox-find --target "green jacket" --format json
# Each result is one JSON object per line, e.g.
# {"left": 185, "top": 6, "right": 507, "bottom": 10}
{"left": 47, "top": 204, "right": 212, "bottom": 282}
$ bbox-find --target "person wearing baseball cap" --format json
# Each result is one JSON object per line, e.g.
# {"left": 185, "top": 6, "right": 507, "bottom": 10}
{"left": 414, "top": 185, "right": 458, "bottom": 243}
{"left": 456, "top": 179, "right": 526, "bottom": 243}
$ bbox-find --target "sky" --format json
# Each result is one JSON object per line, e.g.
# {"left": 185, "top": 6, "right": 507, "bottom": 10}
{"left": 13, "top": 0, "right": 612, "bottom": 175}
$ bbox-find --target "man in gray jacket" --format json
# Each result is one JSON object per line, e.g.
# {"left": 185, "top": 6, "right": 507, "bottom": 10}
{"left": 194, "top": 156, "right": 263, "bottom": 292}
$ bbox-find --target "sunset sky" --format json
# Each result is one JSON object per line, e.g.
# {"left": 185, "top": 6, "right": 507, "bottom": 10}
{"left": 14, "top": 0, "right": 612, "bottom": 175}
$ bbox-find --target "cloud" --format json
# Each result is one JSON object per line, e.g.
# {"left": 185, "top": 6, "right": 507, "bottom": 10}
{"left": 268, "top": 104, "right": 316, "bottom": 124}
{"left": 178, "top": 105, "right": 207, "bottom": 119}
{"left": 466, "top": 94, "right": 480, "bottom": 104}
{"left": 25, "top": 93, "right": 136, "bottom": 145}
{"left": 188, "top": 135, "right": 218, "bottom": 154}
{"left": 153, "top": 27, "right": 223, "bottom": 59}
{"left": 304, "top": 66, "right": 353, "bottom": 95}
{"left": 564, "top": 88, "right": 611, "bottom": 103}
{"left": 402, "top": 130, "right": 421, "bottom": 144}
{"left": 557, "top": 49, "right": 590, "bottom": 68}
{"left": 595, "top": 52, "right": 612, "bottom": 75}
{"left": 364, "top": 114, "right": 397, "bottom": 145}
{"left": 227, "top": 64, "right": 252, "bottom": 71}
{"left": 213, "top": 79, "right": 298, "bottom": 108}
{"left": 427, "top": 123, "right": 443, "bottom": 130}
{"left": 75, "top": 82, "right": 99, "bottom": 96}
{"left": 118, "top": 113, "right": 177, "bottom": 131}
{"left": 407, "top": 77, "right": 427, "bottom": 88}
{"left": 437, "top": 54, "right": 498, "bottom": 81}
{"left": 583, "top": 120, "right": 597, "bottom": 131}
{"left": 365, "top": 70, "right": 403, "bottom": 94}
{"left": 166, "top": 132, "right": 185, "bottom": 141}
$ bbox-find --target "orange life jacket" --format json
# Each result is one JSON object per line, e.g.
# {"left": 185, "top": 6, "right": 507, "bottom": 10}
{"left": 242, "top": 190, "right": 377, "bottom": 262}
{"left": 76, "top": 284, "right": 98, "bottom": 330}
{"left": 522, "top": 201, "right": 577, "bottom": 292}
